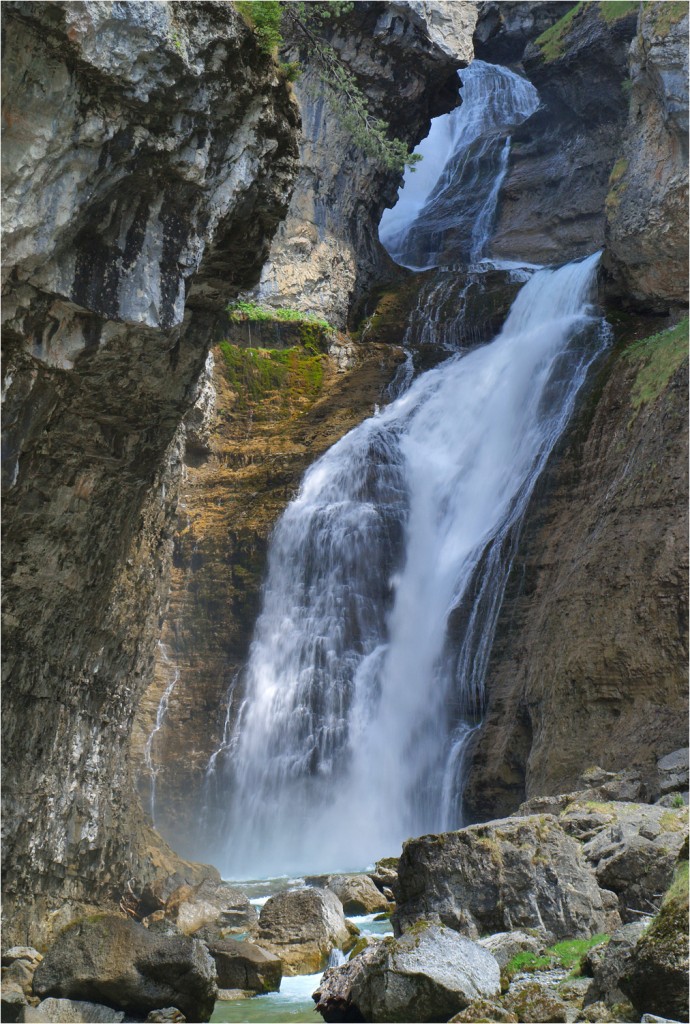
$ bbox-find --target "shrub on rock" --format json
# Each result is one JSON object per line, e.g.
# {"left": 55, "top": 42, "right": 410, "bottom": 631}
{"left": 31, "top": 914, "right": 217, "bottom": 1022}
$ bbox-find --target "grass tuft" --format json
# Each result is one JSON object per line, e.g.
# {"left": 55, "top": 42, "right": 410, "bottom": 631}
{"left": 624, "top": 317, "right": 688, "bottom": 410}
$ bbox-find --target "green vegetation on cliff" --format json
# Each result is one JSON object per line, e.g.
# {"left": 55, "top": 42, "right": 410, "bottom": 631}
{"left": 624, "top": 317, "right": 689, "bottom": 410}
{"left": 645, "top": 1, "right": 688, "bottom": 37}
{"left": 535, "top": 2, "right": 638, "bottom": 62}
{"left": 503, "top": 934, "right": 610, "bottom": 982}
{"left": 218, "top": 341, "right": 326, "bottom": 419}
{"left": 228, "top": 300, "right": 332, "bottom": 332}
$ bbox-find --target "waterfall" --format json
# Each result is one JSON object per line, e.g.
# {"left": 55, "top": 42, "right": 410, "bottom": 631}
{"left": 143, "top": 642, "right": 179, "bottom": 826}
{"left": 212, "top": 252, "right": 607, "bottom": 878}
{"left": 379, "top": 61, "right": 539, "bottom": 269}
{"left": 204, "top": 57, "right": 607, "bottom": 880}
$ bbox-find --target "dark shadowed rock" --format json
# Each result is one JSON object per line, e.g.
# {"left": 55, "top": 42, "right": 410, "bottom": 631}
{"left": 394, "top": 815, "right": 614, "bottom": 941}
{"left": 206, "top": 939, "right": 281, "bottom": 993}
{"left": 620, "top": 862, "right": 689, "bottom": 1023}
{"left": 314, "top": 924, "right": 500, "bottom": 1023}
{"left": 583, "top": 921, "right": 649, "bottom": 1006}
{"left": 32, "top": 915, "right": 217, "bottom": 1022}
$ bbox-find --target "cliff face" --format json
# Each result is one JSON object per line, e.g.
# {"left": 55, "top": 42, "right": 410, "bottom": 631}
{"left": 246, "top": 1, "right": 478, "bottom": 328}
{"left": 1, "top": 1, "right": 298, "bottom": 944}
{"left": 463, "top": 320, "right": 689, "bottom": 819}
{"left": 603, "top": 1, "right": 689, "bottom": 311}
{"left": 490, "top": 1, "right": 638, "bottom": 264}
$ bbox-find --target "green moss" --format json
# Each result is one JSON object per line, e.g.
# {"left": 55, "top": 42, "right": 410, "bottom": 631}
{"left": 666, "top": 859, "right": 689, "bottom": 903}
{"left": 645, "top": 0, "right": 688, "bottom": 36}
{"left": 503, "top": 934, "right": 610, "bottom": 983}
{"left": 624, "top": 317, "right": 689, "bottom": 411}
{"left": 348, "top": 937, "right": 370, "bottom": 960}
{"left": 598, "top": 1, "right": 639, "bottom": 22}
{"left": 534, "top": 2, "right": 585, "bottom": 61}
{"left": 218, "top": 341, "right": 326, "bottom": 419}
{"left": 228, "top": 300, "right": 333, "bottom": 333}
{"left": 660, "top": 808, "right": 688, "bottom": 833}
{"left": 609, "top": 158, "right": 628, "bottom": 184}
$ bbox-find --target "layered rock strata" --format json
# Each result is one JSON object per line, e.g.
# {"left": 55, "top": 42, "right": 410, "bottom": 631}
{"left": 1, "top": 0, "right": 299, "bottom": 945}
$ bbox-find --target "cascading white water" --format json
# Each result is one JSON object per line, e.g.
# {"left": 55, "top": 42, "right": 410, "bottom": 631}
{"left": 212, "top": 251, "right": 607, "bottom": 878}
{"left": 144, "top": 642, "right": 179, "bottom": 826}
{"left": 379, "top": 61, "right": 539, "bottom": 269}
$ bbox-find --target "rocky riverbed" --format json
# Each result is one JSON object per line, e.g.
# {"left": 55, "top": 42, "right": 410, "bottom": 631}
{"left": 3, "top": 753, "right": 687, "bottom": 1023}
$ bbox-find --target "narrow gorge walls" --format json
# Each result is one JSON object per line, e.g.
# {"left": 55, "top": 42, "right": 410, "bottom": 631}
{"left": 1, "top": 0, "right": 298, "bottom": 944}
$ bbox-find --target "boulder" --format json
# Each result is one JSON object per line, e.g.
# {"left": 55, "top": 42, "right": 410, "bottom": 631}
{"left": 503, "top": 981, "right": 569, "bottom": 1023}
{"left": 657, "top": 749, "right": 690, "bottom": 796}
{"left": 17, "top": 1000, "right": 125, "bottom": 1022}
{"left": 310, "top": 875, "right": 388, "bottom": 915}
{"left": 31, "top": 914, "right": 217, "bottom": 1022}
{"left": 583, "top": 921, "right": 649, "bottom": 1006}
{"left": 449, "top": 999, "right": 518, "bottom": 1022}
{"left": 314, "top": 923, "right": 500, "bottom": 1023}
{"left": 258, "top": 888, "right": 352, "bottom": 975}
{"left": 394, "top": 815, "right": 613, "bottom": 941}
{"left": 477, "top": 930, "right": 543, "bottom": 969}
{"left": 620, "top": 863, "right": 689, "bottom": 1023}
{"left": 583, "top": 803, "right": 687, "bottom": 919}
{"left": 369, "top": 857, "right": 399, "bottom": 893}
{"left": 163, "top": 880, "right": 257, "bottom": 938}
{"left": 206, "top": 939, "right": 281, "bottom": 993}
{"left": 2, "top": 957, "right": 40, "bottom": 1022}
{"left": 145, "top": 1010, "right": 187, "bottom": 1023}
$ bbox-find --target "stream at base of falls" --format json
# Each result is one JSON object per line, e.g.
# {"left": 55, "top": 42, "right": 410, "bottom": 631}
{"left": 210, "top": 879, "right": 393, "bottom": 1024}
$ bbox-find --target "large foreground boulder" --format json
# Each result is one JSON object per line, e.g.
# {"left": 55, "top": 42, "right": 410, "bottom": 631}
{"left": 32, "top": 914, "right": 217, "bottom": 1021}
{"left": 620, "top": 863, "right": 689, "bottom": 1022}
{"left": 206, "top": 938, "right": 281, "bottom": 993}
{"left": 314, "top": 923, "right": 500, "bottom": 1023}
{"left": 394, "top": 815, "right": 614, "bottom": 941}
{"left": 258, "top": 888, "right": 353, "bottom": 975}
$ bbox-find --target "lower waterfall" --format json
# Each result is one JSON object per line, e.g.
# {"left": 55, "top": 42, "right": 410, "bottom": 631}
{"left": 209, "top": 251, "right": 608, "bottom": 879}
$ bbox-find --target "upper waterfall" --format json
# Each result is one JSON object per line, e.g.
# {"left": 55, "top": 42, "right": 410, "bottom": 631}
{"left": 379, "top": 61, "right": 539, "bottom": 269}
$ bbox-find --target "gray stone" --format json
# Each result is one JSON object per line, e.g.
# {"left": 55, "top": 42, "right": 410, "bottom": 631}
{"left": 477, "top": 930, "right": 543, "bottom": 969}
{"left": 258, "top": 888, "right": 351, "bottom": 975}
{"left": 314, "top": 924, "right": 500, "bottom": 1023}
{"left": 1, "top": 949, "right": 42, "bottom": 968}
{"left": 583, "top": 803, "right": 687, "bottom": 919}
{"left": 145, "top": 1010, "right": 187, "bottom": 1023}
{"left": 207, "top": 939, "right": 282, "bottom": 993}
{"left": 449, "top": 998, "right": 518, "bottom": 1022}
{"left": 18, "top": 999, "right": 125, "bottom": 1023}
{"left": 394, "top": 814, "right": 615, "bottom": 941}
{"left": 32, "top": 914, "right": 217, "bottom": 1022}
{"left": 641, "top": 1016, "right": 683, "bottom": 1023}
{"left": 306, "top": 874, "right": 388, "bottom": 915}
{"left": 657, "top": 749, "right": 690, "bottom": 796}
{"left": 583, "top": 921, "right": 649, "bottom": 1006}
{"left": 503, "top": 981, "right": 569, "bottom": 1023}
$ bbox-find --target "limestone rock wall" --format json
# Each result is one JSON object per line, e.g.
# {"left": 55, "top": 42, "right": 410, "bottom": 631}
{"left": 1, "top": 0, "right": 299, "bottom": 945}
{"left": 247, "top": 1, "right": 478, "bottom": 328}
{"left": 490, "top": 1, "right": 638, "bottom": 265}
{"left": 603, "top": 1, "right": 689, "bottom": 311}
